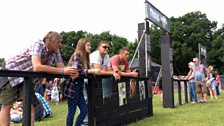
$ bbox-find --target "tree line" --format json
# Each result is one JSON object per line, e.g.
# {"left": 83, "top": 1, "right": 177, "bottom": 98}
{"left": 1, "top": 11, "right": 224, "bottom": 75}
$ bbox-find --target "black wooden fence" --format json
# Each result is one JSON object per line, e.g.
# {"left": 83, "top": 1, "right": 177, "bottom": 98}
{"left": 0, "top": 70, "right": 153, "bottom": 126}
{"left": 173, "top": 79, "right": 189, "bottom": 106}
{"left": 90, "top": 76, "right": 153, "bottom": 126}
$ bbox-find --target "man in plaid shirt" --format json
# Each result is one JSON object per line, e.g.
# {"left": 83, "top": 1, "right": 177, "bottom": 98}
{"left": 0, "top": 31, "right": 78, "bottom": 126}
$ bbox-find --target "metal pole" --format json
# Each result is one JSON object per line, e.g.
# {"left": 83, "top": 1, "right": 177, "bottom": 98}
{"left": 129, "top": 32, "right": 145, "bottom": 67}
{"left": 198, "top": 43, "right": 201, "bottom": 61}
{"left": 23, "top": 77, "right": 32, "bottom": 126}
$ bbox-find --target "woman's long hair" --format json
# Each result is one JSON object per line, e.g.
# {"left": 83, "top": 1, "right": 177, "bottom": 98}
{"left": 75, "top": 38, "right": 90, "bottom": 69}
{"left": 208, "top": 65, "right": 213, "bottom": 73}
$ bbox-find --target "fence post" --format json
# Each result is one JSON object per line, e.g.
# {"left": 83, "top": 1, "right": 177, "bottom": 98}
{"left": 161, "top": 35, "right": 174, "bottom": 108}
{"left": 88, "top": 76, "right": 95, "bottom": 126}
{"left": 177, "top": 80, "right": 182, "bottom": 105}
{"left": 23, "top": 77, "right": 32, "bottom": 126}
{"left": 184, "top": 80, "right": 188, "bottom": 103}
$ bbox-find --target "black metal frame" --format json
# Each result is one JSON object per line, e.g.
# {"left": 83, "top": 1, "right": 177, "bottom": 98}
{"left": 0, "top": 70, "right": 153, "bottom": 126}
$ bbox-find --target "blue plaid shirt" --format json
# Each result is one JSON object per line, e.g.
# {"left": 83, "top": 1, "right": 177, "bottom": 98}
{"left": 35, "top": 92, "right": 51, "bottom": 118}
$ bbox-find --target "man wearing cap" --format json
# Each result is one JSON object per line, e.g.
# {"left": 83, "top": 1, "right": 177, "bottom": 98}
{"left": 187, "top": 57, "right": 208, "bottom": 103}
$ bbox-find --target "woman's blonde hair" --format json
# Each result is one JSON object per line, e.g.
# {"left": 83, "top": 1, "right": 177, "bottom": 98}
{"left": 208, "top": 65, "right": 214, "bottom": 72}
{"left": 75, "top": 38, "right": 90, "bottom": 69}
{"left": 188, "top": 62, "right": 194, "bottom": 67}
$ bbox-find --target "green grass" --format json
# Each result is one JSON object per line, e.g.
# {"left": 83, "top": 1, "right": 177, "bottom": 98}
{"left": 129, "top": 93, "right": 224, "bottom": 126}
{"left": 13, "top": 92, "right": 224, "bottom": 126}
{"left": 13, "top": 102, "right": 70, "bottom": 126}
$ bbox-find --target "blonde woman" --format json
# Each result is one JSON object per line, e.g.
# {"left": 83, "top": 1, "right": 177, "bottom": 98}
{"left": 207, "top": 65, "right": 217, "bottom": 99}
{"left": 186, "top": 62, "right": 198, "bottom": 103}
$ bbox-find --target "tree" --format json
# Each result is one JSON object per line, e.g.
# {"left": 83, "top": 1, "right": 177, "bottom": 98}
{"left": 60, "top": 31, "right": 131, "bottom": 65}
{"left": 88, "top": 31, "right": 130, "bottom": 56}
{"left": 149, "top": 25, "right": 167, "bottom": 64}
{"left": 207, "top": 26, "right": 224, "bottom": 73}
{"left": 127, "top": 41, "right": 138, "bottom": 61}
{"left": 60, "top": 30, "right": 87, "bottom": 65}
{"left": 170, "top": 11, "right": 217, "bottom": 74}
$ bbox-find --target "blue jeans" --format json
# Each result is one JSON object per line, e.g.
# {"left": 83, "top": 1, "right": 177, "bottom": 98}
{"left": 66, "top": 81, "right": 88, "bottom": 126}
{"left": 189, "top": 82, "right": 198, "bottom": 103}
{"left": 80, "top": 79, "right": 88, "bottom": 126}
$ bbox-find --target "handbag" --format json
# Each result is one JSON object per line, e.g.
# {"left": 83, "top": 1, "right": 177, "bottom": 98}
{"left": 206, "top": 80, "right": 212, "bottom": 87}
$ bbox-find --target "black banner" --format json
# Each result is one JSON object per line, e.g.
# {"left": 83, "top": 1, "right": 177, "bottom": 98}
{"left": 145, "top": 1, "right": 170, "bottom": 33}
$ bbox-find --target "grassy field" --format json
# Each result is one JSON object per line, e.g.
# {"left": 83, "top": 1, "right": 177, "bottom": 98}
{"left": 13, "top": 92, "right": 224, "bottom": 126}
{"left": 130, "top": 93, "right": 224, "bottom": 126}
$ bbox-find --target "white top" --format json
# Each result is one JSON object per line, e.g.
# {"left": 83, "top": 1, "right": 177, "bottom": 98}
{"left": 51, "top": 86, "right": 59, "bottom": 100}
{"left": 90, "top": 50, "right": 110, "bottom": 67}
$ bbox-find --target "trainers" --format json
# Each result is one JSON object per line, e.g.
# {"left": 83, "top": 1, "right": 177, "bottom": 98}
{"left": 192, "top": 101, "right": 196, "bottom": 104}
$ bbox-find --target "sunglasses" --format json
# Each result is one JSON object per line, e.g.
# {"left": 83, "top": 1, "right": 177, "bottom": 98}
{"left": 102, "top": 46, "right": 109, "bottom": 49}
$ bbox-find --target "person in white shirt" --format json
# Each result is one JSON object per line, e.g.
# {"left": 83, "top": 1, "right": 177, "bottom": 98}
{"left": 90, "top": 40, "right": 119, "bottom": 79}
{"left": 51, "top": 79, "right": 59, "bottom": 105}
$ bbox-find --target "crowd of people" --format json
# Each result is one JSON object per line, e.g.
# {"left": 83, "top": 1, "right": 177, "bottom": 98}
{"left": 0, "top": 31, "right": 138, "bottom": 126}
{"left": 2, "top": 31, "right": 222, "bottom": 126}
{"left": 185, "top": 57, "right": 222, "bottom": 104}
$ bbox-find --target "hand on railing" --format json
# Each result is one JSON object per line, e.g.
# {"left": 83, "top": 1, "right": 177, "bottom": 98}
{"left": 130, "top": 69, "right": 138, "bottom": 78}
{"left": 64, "top": 67, "right": 79, "bottom": 76}
{"left": 112, "top": 71, "right": 121, "bottom": 80}
{"left": 88, "top": 69, "right": 101, "bottom": 75}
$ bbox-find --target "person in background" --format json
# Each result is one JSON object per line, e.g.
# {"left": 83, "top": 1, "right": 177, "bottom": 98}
{"left": 10, "top": 101, "right": 23, "bottom": 123}
{"left": 64, "top": 38, "right": 100, "bottom": 126}
{"left": 45, "top": 80, "right": 53, "bottom": 102}
{"left": 215, "top": 70, "right": 221, "bottom": 95}
{"left": 51, "top": 79, "right": 60, "bottom": 105}
{"left": 186, "top": 62, "right": 198, "bottom": 103}
{"left": 38, "top": 78, "right": 48, "bottom": 97}
{"left": 35, "top": 92, "right": 51, "bottom": 119}
{"left": 188, "top": 57, "right": 208, "bottom": 103}
{"left": 0, "top": 31, "right": 78, "bottom": 126}
{"left": 207, "top": 65, "right": 217, "bottom": 99}
{"left": 110, "top": 47, "right": 138, "bottom": 78}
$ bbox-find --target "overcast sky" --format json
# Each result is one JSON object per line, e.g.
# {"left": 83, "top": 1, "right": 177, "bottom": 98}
{"left": 0, "top": 0, "right": 223, "bottom": 59}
